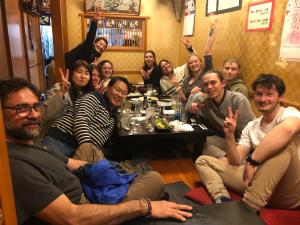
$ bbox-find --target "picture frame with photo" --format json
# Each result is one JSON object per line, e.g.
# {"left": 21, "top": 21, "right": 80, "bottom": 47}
{"left": 85, "top": 0, "right": 141, "bottom": 15}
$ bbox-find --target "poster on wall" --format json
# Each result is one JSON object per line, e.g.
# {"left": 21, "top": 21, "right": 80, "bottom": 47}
{"left": 206, "top": 0, "right": 242, "bottom": 16}
{"left": 245, "top": 0, "right": 275, "bottom": 32}
{"left": 183, "top": 0, "right": 196, "bottom": 36}
{"left": 280, "top": 0, "right": 300, "bottom": 61}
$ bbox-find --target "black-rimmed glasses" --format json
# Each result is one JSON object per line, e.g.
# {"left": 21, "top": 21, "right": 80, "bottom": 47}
{"left": 3, "top": 103, "right": 45, "bottom": 117}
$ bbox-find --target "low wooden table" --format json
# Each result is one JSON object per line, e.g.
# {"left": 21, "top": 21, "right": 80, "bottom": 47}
{"left": 116, "top": 115, "right": 213, "bottom": 160}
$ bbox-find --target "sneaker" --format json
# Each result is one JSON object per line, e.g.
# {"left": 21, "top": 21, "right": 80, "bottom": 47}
{"left": 215, "top": 196, "right": 232, "bottom": 203}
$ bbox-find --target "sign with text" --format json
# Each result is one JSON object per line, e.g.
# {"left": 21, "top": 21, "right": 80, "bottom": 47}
{"left": 246, "top": 0, "right": 274, "bottom": 32}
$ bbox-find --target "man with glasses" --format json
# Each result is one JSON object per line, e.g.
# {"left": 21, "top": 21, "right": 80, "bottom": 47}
{"left": 1, "top": 78, "right": 192, "bottom": 225}
{"left": 43, "top": 76, "right": 131, "bottom": 160}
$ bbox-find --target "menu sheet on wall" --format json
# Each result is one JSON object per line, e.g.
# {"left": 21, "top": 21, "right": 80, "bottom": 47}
{"left": 183, "top": 0, "right": 196, "bottom": 35}
{"left": 280, "top": 0, "right": 300, "bottom": 61}
{"left": 246, "top": 0, "right": 274, "bottom": 32}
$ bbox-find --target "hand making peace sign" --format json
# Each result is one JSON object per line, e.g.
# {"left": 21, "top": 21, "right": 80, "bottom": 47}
{"left": 59, "top": 68, "right": 71, "bottom": 97}
{"left": 223, "top": 107, "right": 240, "bottom": 135}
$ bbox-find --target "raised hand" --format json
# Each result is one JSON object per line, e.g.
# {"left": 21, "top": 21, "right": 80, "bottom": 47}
{"left": 151, "top": 200, "right": 192, "bottom": 222}
{"left": 96, "top": 80, "right": 106, "bottom": 94}
{"left": 180, "top": 37, "right": 192, "bottom": 49}
{"left": 59, "top": 68, "right": 71, "bottom": 97}
{"left": 223, "top": 107, "right": 239, "bottom": 135}
{"left": 92, "top": 7, "right": 103, "bottom": 21}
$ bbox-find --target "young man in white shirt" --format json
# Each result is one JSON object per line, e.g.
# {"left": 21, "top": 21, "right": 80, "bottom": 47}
{"left": 196, "top": 73, "right": 300, "bottom": 211}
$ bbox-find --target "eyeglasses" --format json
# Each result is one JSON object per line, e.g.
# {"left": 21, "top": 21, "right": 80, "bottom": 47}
{"left": 3, "top": 103, "right": 45, "bottom": 117}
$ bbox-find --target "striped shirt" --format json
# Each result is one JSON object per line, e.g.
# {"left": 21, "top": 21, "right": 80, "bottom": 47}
{"left": 51, "top": 92, "right": 115, "bottom": 150}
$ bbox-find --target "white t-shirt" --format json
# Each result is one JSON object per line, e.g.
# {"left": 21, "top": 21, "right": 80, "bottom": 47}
{"left": 239, "top": 107, "right": 300, "bottom": 157}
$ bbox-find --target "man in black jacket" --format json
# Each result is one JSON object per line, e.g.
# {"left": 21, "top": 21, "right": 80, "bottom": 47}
{"left": 64, "top": 14, "right": 108, "bottom": 69}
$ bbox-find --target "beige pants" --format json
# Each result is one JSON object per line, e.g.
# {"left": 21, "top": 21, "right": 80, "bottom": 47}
{"left": 202, "top": 135, "right": 227, "bottom": 158}
{"left": 196, "top": 143, "right": 300, "bottom": 210}
{"left": 74, "top": 143, "right": 164, "bottom": 201}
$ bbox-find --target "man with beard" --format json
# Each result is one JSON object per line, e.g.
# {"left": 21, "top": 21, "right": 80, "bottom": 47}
{"left": 195, "top": 74, "right": 300, "bottom": 211}
{"left": 0, "top": 78, "right": 192, "bottom": 225}
{"left": 64, "top": 13, "right": 108, "bottom": 70}
{"left": 187, "top": 70, "right": 255, "bottom": 158}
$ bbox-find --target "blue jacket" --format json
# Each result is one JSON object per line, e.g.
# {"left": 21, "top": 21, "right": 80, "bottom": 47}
{"left": 81, "top": 160, "right": 137, "bottom": 204}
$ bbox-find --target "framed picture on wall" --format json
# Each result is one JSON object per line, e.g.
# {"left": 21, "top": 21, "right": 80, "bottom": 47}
{"left": 85, "top": 0, "right": 141, "bottom": 15}
{"left": 206, "top": 0, "right": 242, "bottom": 16}
{"left": 245, "top": 0, "right": 274, "bottom": 32}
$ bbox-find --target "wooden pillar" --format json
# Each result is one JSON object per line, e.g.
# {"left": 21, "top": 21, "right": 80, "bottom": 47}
{"left": 50, "top": 0, "right": 68, "bottom": 81}
{"left": 0, "top": 105, "right": 17, "bottom": 225}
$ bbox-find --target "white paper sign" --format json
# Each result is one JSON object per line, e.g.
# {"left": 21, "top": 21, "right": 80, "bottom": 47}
{"left": 280, "top": 0, "right": 300, "bottom": 61}
{"left": 183, "top": 0, "right": 195, "bottom": 35}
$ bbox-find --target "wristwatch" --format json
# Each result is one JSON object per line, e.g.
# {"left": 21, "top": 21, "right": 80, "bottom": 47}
{"left": 245, "top": 154, "right": 261, "bottom": 166}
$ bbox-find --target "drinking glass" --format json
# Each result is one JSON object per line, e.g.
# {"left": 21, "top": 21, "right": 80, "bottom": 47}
{"left": 129, "top": 117, "right": 139, "bottom": 135}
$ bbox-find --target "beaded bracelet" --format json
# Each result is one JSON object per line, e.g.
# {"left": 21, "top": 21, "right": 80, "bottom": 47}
{"left": 144, "top": 198, "right": 152, "bottom": 219}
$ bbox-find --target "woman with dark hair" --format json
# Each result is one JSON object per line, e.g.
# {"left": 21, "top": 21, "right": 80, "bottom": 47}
{"left": 140, "top": 50, "right": 161, "bottom": 93}
{"left": 40, "top": 59, "right": 93, "bottom": 138}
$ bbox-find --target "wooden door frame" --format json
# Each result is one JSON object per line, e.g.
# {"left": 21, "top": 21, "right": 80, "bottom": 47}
{"left": 50, "top": 0, "right": 68, "bottom": 81}
{"left": 0, "top": 104, "right": 17, "bottom": 225}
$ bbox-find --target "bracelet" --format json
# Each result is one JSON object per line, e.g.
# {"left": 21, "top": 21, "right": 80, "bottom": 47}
{"left": 144, "top": 198, "right": 152, "bottom": 219}
{"left": 246, "top": 154, "right": 261, "bottom": 166}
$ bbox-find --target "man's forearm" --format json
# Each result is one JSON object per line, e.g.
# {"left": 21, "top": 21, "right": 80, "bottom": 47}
{"left": 225, "top": 134, "right": 242, "bottom": 165}
{"left": 72, "top": 200, "right": 144, "bottom": 225}
{"left": 252, "top": 118, "right": 300, "bottom": 163}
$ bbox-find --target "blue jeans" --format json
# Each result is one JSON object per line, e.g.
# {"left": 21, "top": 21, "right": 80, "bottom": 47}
{"left": 43, "top": 136, "right": 76, "bottom": 157}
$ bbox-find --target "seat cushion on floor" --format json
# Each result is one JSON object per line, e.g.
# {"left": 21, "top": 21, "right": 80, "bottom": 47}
{"left": 185, "top": 186, "right": 300, "bottom": 225}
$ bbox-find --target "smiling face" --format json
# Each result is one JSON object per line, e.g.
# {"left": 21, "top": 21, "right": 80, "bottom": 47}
{"left": 101, "top": 62, "right": 113, "bottom": 79}
{"left": 188, "top": 55, "right": 202, "bottom": 75}
{"left": 223, "top": 62, "right": 239, "bottom": 81}
{"left": 202, "top": 72, "right": 225, "bottom": 103}
{"left": 72, "top": 66, "right": 90, "bottom": 88}
{"left": 3, "top": 88, "right": 41, "bottom": 144}
{"left": 94, "top": 39, "right": 107, "bottom": 54}
{"left": 106, "top": 80, "right": 128, "bottom": 107}
{"left": 91, "top": 68, "right": 101, "bottom": 88}
{"left": 254, "top": 84, "right": 283, "bottom": 114}
{"left": 160, "top": 61, "right": 173, "bottom": 76}
{"left": 144, "top": 52, "right": 155, "bottom": 68}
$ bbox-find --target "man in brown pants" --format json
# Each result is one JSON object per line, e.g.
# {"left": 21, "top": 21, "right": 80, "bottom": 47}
{"left": 196, "top": 73, "right": 300, "bottom": 211}
{"left": 1, "top": 78, "right": 192, "bottom": 225}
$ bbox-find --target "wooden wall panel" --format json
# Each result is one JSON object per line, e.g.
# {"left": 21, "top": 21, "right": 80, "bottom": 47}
{"left": 3, "top": 0, "right": 28, "bottom": 79}
{"left": 23, "top": 13, "right": 45, "bottom": 92}
{"left": 0, "top": 105, "right": 18, "bottom": 225}
{"left": 0, "top": 3, "right": 11, "bottom": 80}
